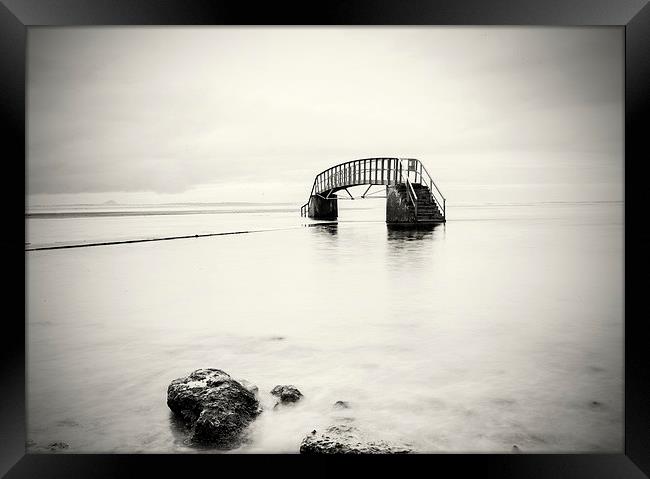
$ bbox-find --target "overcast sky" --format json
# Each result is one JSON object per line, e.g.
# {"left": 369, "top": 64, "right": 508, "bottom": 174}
{"left": 27, "top": 27, "right": 623, "bottom": 205}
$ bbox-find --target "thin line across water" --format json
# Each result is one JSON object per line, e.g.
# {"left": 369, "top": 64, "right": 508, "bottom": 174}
{"left": 24, "top": 224, "right": 335, "bottom": 252}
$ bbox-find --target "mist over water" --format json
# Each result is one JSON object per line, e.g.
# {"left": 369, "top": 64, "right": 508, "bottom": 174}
{"left": 26, "top": 200, "right": 623, "bottom": 453}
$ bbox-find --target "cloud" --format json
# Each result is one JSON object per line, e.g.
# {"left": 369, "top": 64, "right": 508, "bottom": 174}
{"left": 27, "top": 27, "right": 623, "bottom": 201}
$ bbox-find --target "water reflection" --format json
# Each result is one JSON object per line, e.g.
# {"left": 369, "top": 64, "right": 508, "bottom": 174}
{"left": 384, "top": 224, "right": 443, "bottom": 271}
{"left": 168, "top": 411, "right": 192, "bottom": 448}
{"left": 386, "top": 223, "right": 441, "bottom": 242}
{"left": 308, "top": 222, "right": 338, "bottom": 236}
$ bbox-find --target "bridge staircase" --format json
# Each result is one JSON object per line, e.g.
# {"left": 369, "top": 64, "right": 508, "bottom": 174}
{"left": 394, "top": 183, "right": 444, "bottom": 222}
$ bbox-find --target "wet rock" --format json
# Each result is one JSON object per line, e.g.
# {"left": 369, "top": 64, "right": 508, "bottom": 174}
{"left": 300, "top": 425, "right": 412, "bottom": 454}
{"left": 47, "top": 442, "right": 69, "bottom": 451}
{"left": 270, "top": 385, "right": 303, "bottom": 404}
{"left": 237, "top": 379, "right": 259, "bottom": 396}
{"left": 333, "top": 400, "right": 350, "bottom": 409}
{"left": 25, "top": 440, "right": 71, "bottom": 452}
{"left": 167, "top": 368, "right": 260, "bottom": 447}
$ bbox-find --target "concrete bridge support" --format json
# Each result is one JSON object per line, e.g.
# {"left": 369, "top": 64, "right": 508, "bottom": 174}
{"left": 386, "top": 186, "right": 416, "bottom": 224}
{"left": 308, "top": 195, "right": 338, "bottom": 220}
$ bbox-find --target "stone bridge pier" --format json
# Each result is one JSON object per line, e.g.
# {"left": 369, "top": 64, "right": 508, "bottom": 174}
{"left": 307, "top": 195, "right": 338, "bottom": 220}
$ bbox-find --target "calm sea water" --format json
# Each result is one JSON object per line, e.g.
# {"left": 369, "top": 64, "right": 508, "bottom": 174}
{"left": 25, "top": 200, "right": 623, "bottom": 453}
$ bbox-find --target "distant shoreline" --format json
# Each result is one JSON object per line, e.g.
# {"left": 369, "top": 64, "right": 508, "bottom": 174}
{"left": 24, "top": 208, "right": 299, "bottom": 219}
{"left": 27, "top": 201, "right": 296, "bottom": 208}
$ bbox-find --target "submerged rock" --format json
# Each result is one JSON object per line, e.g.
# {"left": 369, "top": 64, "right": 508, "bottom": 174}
{"left": 299, "top": 425, "right": 412, "bottom": 454}
{"left": 167, "top": 368, "right": 260, "bottom": 447}
{"left": 331, "top": 400, "right": 355, "bottom": 423}
{"left": 270, "top": 385, "right": 303, "bottom": 404}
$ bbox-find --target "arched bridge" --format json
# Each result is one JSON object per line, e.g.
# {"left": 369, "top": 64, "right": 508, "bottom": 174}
{"left": 300, "top": 157, "right": 446, "bottom": 224}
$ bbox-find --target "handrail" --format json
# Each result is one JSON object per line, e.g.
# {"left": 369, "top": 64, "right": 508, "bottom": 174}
{"left": 396, "top": 159, "right": 418, "bottom": 218}
{"left": 421, "top": 164, "right": 445, "bottom": 202}
{"left": 419, "top": 162, "right": 445, "bottom": 216}
{"left": 400, "top": 158, "right": 445, "bottom": 219}
{"left": 300, "top": 177, "right": 318, "bottom": 217}
{"left": 311, "top": 157, "right": 402, "bottom": 195}
{"left": 300, "top": 202, "right": 309, "bottom": 217}
{"left": 311, "top": 157, "right": 399, "bottom": 181}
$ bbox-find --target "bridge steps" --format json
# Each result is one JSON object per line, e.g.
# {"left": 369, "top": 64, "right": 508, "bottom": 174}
{"left": 394, "top": 184, "right": 444, "bottom": 223}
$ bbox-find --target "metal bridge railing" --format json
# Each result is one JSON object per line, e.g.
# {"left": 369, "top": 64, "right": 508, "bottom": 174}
{"left": 300, "top": 201, "right": 309, "bottom": 217}
{"left": 400, "top": 158, "right": 446, "bottom": 219}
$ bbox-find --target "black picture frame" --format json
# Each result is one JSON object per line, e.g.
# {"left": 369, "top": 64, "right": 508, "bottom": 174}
{"left": 3, "top": 0, "right": 649, "bottom": 477}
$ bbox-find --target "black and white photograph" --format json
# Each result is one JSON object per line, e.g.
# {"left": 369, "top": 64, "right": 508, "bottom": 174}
{"left": 25, "top": 26, "right": 624, "bottom": 454}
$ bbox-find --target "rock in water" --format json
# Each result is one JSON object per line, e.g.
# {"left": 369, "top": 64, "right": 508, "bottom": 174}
{"left": 270, "top": 385, "right": 303, "bottom": 404}
{"left": 47, "top": 442, "right": 69, "bottom": 451}
{"left": 237, "top": 379, "right": 259, "bottom": 396}
{"left": 299, "top": 425, "right": 412, "bottom": 454}
{"left": 167, "top": 368, "right": 260, "bottom": 447}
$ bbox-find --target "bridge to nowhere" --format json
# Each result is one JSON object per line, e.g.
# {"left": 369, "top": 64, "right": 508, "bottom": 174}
{"left": 301, "top": 157, "right": 445, "bottom": 224}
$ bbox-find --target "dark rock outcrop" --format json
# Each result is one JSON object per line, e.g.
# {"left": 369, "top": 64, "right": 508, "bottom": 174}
{"left": 167, "top": 368, "right": 260, "bottom": 447}
{"left": 299, "top": 425, "right": 412, "bottom": 454}
{"left": 25, "top": 440, "right": 71, "bottom": 452}
{"left": 47, "top": 442, "right": 69, "bottom": 451}
{"left": 270, "top": 385, "right": 303, "bottom": 404}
